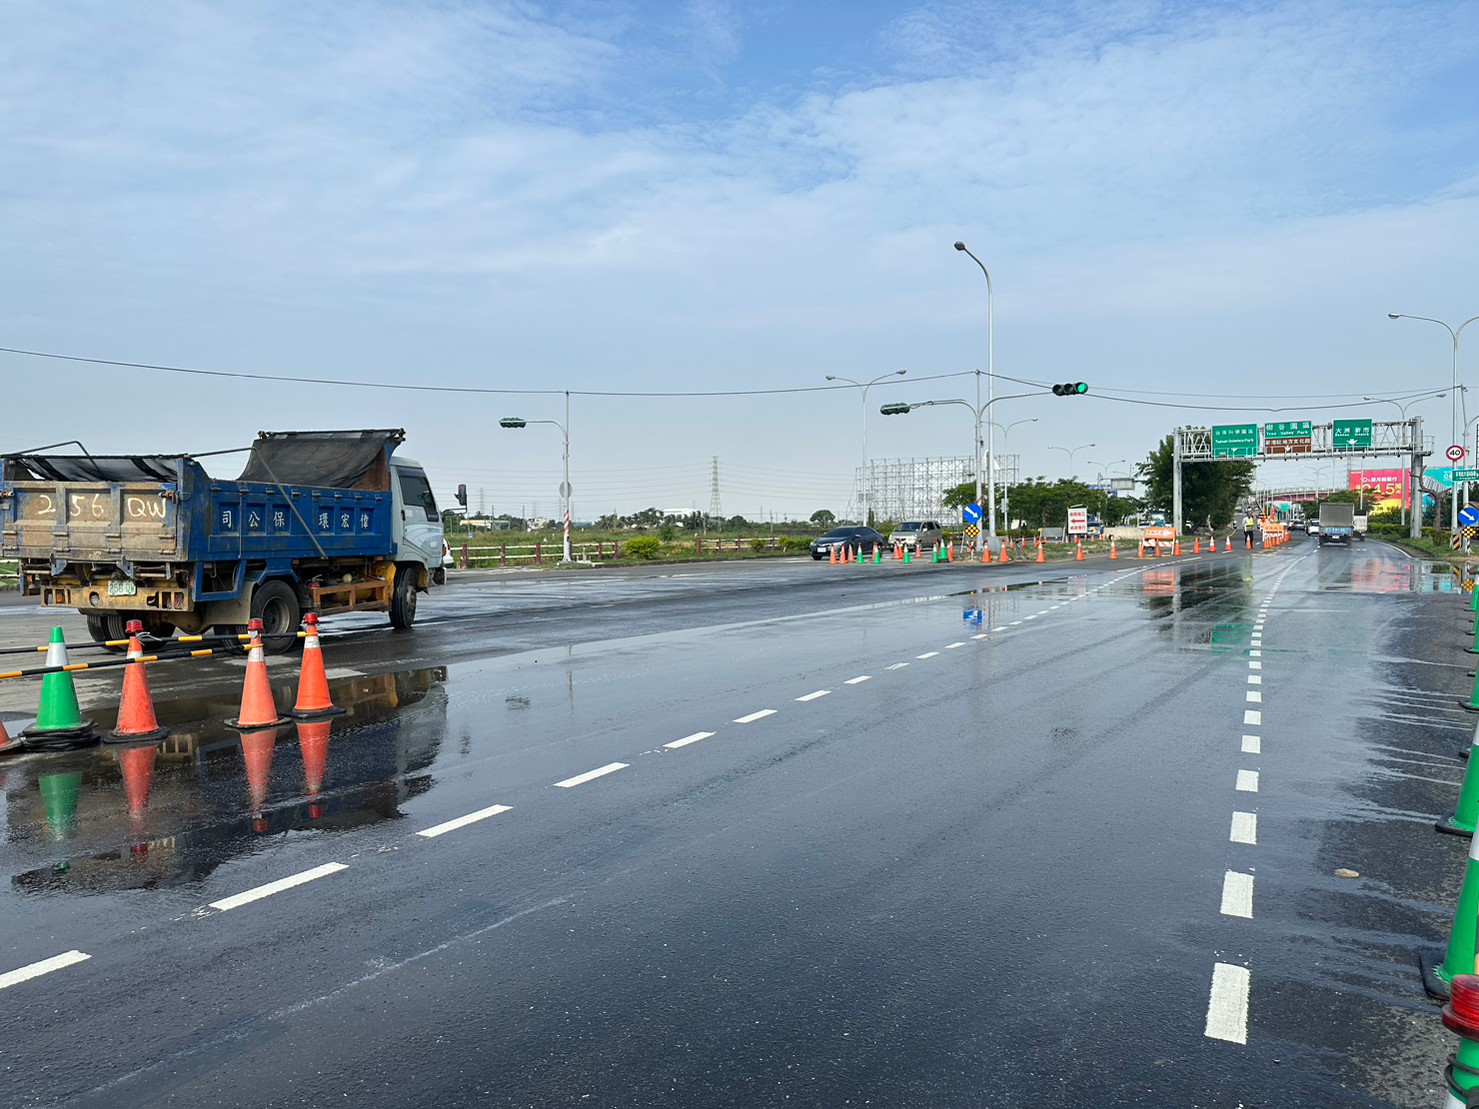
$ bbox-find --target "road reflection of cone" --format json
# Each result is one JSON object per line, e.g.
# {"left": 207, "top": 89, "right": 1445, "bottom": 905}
{"left": 227, "top": 618, "right": 290, "bottom": 729}
{"left": 289, "top": 614, "right": 345, "bottom": 719}
{"left": 106, "top": 622, "right": 168, "bottom": 743}
{"left": 118, "top": 743, "right": 158, "bottom": 818}
{"left": 22, "top": 628, "right": 96, "bottom": 747}
{"left": 39, "top": 771, "right": 83, "bottom": 841}
{"left": 296, "top": 719, "right": 332, "bottom": 797}
{"left": 239, "top": 726, "right": 278, "bottom": 815}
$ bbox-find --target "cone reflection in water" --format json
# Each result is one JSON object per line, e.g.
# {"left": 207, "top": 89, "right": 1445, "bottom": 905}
{"left": 24, "top": 627, "right": 95, "bottom": 742}
{"left": 239, "top": 727, "right": 278, "bottom": 813}
{"left": 39, "top": 771, "right": 83, "bottom": 841}
{"left": 118, "top": 744, "right": 158, "bottom": 818}
{"left": 296, "top": 719, "right": 332, "bottom": 797}
{"left": 106, "top": 622, "right": 168, "bottom": 743}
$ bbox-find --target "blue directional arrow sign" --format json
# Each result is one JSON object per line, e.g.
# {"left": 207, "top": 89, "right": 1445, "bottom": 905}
{"left": 962, "top": 503, "right": 982, "bottom": 525}
{"left": 1461, "top": 506, "right": 1479, "bottom": 528}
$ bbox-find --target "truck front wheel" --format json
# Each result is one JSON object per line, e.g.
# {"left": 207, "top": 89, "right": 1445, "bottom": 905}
{"left": 389, "top": 566, "right": 418, "bottom": 630}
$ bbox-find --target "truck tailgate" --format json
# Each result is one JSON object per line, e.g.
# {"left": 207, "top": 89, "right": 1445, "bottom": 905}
{"left": 1, "top": 482, "right": 181, "bottom": 560}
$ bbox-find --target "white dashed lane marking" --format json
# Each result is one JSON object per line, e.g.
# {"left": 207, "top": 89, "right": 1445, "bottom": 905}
{"left": 1236, "top": 770, "right": 1259, "bottom": 793}
{"left": 1244, "top": 710, "right": 1261, "bottom": 726}
{"left": 1205, "top": 963, "right": 1251, "bottom": 1044}
{"left": 886, "top": 663, "right": 909, "bottom": 671}
{"left": 208, "top": 863, "right": 348, "bottom": 913}
{"left": 1242, "top": 735, "right": 1261, "bottom": 754}
{"left": 733, "top": 709, "right": 777, "bottom": 724}
{"left": 554, "top": 762, "right": 629, "bottom": 788}
{"left": 664, "top": 731, "right": 714, "bottom": 749}
{"left": 0, "top": 951, "right": 91, "bottom": 991}
{"left": 1246, "top": 691, "right": 1262, "bottom": 703}
{"left": 795, "top": 690, "right": 831, "bottom": 702}
{"left": 844, "top": 675, "right": 871, "bottom": 685}
{"left": 916, "top": 651, "right": 939, "bottom": 659}
{"left": 417, "top": 804, "right": 512, "bottom": 839}
{"left": 1220, "top": 871, "right": 1254, "bottom": 919}
{"left": 1230, "top": 812, "right": 1258, "bottom": 845}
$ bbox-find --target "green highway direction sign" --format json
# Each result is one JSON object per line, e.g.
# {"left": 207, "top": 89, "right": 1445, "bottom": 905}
{"left": 1332, "top": 419, "right": 1373, "bottom": 449}
{"left": 1263, "top": 420, "right": 1313, "bottom": 440}
{"left": 1453, "top": 468, "right": 1479, "bottom": 482}
{"left": 1212, "top": 423, "right": 1259, "bottom": 457}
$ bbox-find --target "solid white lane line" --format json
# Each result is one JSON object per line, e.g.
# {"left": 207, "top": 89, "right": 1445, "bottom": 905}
{"left": 917, "top": 651, "right": 940, "bottom": 659}
{"left": 886, "top": 663, "right": 910, "bottom": 670}
{"left": 1220, "top": 871, "right": 1255, "bottom": 919}
{"left": 734, "top": 709, "right": 777, "bottom": 724}
{"left": 844, "top": 675, "right": 871, "bottom": 685}
{"left": 795, "top": 690, "right": 831, "bottom": 702}
{"left": 1205, "top": 963, "right": 1251, "bottom": 1044}
{"left": 1230, "top": 812, "right": 1258, "bottom": 845}
{"left": 0, "top": 950, "right": 91, "bottom": 991}
{"left": 945, "top": 642, "right": 965, "bottom": 649}
{"left": 1236, "top": 770, "right": 1260, "bottom": 793}
{"left": 664, "top": 731, "right": 715, "bottom": 749}
{"left": 554, "top": 762, "right": 629, "bottom": 788}
{"left": 1248, "top": 675, "right": 1262, "bottom": 685}
{"left": 417, "top": 804, "right": 512, "bottom": 839}
{"left": 1249, "top": 660, "right": 1262, "bottom": 670}
{"left": 1242, "top": 735, "right": 1261, "bottom": 754}
{"left": 209, "top": 862, "right": 348, "bottom": 912}
{"left": 1246, "top": 691, "right": 1262, "bottom": 703}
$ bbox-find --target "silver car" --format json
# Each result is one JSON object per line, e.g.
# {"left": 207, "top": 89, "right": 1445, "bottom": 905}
{"left": 888, "top": 520, "right": 943, "bottom": 551}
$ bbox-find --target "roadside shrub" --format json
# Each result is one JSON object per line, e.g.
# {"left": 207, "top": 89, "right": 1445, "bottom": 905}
{"left": 750, "top": 538, "right": 767, "bottom": 552}
{"left": 781, "top": 536, "right": 811, "bottom": 553}
{"left": 658, "top": 523, "right": 677, "bottom": 542}
{"left": 625, "top": 536, "right": 662, "bottom": 560}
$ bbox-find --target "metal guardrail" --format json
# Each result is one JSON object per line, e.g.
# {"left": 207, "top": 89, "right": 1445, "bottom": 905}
{"left": 451, "top": 536, "right": 794, "bottom": 568}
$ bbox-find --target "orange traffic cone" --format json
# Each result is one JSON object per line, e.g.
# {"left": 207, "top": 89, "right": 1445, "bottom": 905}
{"left": 296, "top": 718, "right": 332, "bottom": 796}
{"left": 1173, "top": 539, "right": 1182, "bottom": 555}
{"left": 0, "top": 715, "right": 14, "bottom": 753}
{"left": 289, "top": 613, "right": 344, "bottom": 719}
{"left": 1193, "top": 538, "right": 1201, "bottom": 554}
{"left": 981, "top": 544, "right": 993, "bottom": 563}
{"left": 947, "top": 543, "right": 955, "bottom": 562}
{"left": 1137, "top": 541, "right": 1146, "bottom": 558}
{"left": 829, "top": 546, "right": 838, "bottom": 564}
{"left": 1075, "top": 542, "right": 1085, "bottom": 561}
{"left": 1246, "top": 534, "right": 1252, "bottom": 550}
{"left": 1109, "top": 539, "right": 1118, "bottom": 560}
{"left": 999, "top": 543, "right": 1010, "bottom": 563}
{"left": 1036, "top": 541, "right": 1046, "bottom": 563}
{"left": 226, "top": 618, "right": 289, "bottom": 729}
{"left": 239, "top": 726, "right": 277, "bottom": 812}
{"left": 1155, "top": 540, "right": 1163, "bottom": 556}
{"left": 118, "top": 744, "right": 157, "bottom": 818}
{"left": 106, "top": 621, "right": 168, "bottom": 743}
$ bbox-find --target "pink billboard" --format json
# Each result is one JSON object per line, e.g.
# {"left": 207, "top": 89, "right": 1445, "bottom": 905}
{"left": 1350, "top": 469, "right": 1410, "bottom": 508}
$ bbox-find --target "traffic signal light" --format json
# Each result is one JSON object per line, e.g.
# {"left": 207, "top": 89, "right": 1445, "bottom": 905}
{"left": 1052, "top": 383, "right": 1088, "bottom": 396}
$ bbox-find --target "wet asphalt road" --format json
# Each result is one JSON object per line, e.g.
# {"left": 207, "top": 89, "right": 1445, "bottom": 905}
{"left": 0, "top": 540, "right": 1474, "bottom": 1106}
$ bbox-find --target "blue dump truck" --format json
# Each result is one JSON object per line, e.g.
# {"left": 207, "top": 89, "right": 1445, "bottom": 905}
{"left": 0, "top": 429, "right": 445, "bottom": 652}
{"left": 1317, "top": 502, "right": 1356, "bottom": 546}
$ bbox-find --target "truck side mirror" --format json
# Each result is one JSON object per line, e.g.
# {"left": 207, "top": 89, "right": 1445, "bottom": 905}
{"left": 456, "top": 483, "right": 467, "bottom": 508}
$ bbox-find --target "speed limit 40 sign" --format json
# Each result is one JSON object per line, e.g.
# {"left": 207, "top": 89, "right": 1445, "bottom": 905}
{"left": 1449, "top": 444, "right": 1467, "bottom": 462}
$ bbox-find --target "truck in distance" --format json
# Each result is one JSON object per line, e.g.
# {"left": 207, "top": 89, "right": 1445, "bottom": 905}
{"left": 1318, "top": 502, "right": 1356, "bottom": 545}
{"left": 0, "top": 429, "right": 446, "bottom": 652}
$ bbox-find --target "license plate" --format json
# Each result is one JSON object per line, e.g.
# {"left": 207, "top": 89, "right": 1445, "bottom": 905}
{"left": 107, "top": 580, "right": 137, "bottom": 597}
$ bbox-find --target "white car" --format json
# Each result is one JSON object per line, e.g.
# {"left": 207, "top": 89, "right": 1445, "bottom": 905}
{"left": 434, "top": 538, "right": 455, "bottom": 584}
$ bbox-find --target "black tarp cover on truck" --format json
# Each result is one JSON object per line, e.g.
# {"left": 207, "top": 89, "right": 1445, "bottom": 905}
{"left": 2, "top": 455, "right": 180, "bottom": 482}
{"left": 235, "top": 429, "right": 404, "bottom": 491}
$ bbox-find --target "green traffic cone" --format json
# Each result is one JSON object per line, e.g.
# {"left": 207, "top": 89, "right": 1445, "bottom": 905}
{"left": 1468, "top": 618, "right": 1479, "bottom": 656}
{"left": 873, "top": 545, "right": 881, "bottom": 564}
{"left": 1441, "top": 994, "right": 1479, "bottom": 1103}
{"left": 903, "top": 546, "right": 911, "bottom": 564}
{"left": 22, "top": 628, "right": 95, "bottom": 744}
{"left": 1421, "top": 833, "right": 1479, "bottom": 999}
{"left": 39, "top": 771, "right": 83, "bottom": 841}
{"left": 1469, "top": 585, "right": 1479, "bottom": 612}
{"left": 1440, "top": 721, "right": 1479, "bottom": 835}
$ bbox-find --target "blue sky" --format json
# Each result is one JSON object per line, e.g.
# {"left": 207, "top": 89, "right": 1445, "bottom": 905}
{"left": 2, "top": 0, "right": 1477, "bottom": 520}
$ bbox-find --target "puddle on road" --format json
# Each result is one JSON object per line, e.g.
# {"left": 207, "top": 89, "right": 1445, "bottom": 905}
{"left": 0, "top": 666, "right": 448, "bottom": 897}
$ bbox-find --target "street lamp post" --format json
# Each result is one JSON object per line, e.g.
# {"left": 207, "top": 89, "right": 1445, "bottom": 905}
{"left": 955, "top": 241, "right": 996, "bottom": 552}
{"left": 1390, "top": 313, "right": 1479, "bottom": 533}
{"left": 882, "top": 392, "right": 1040, "bottom": 538}
{"left": 500, "top": 392, "right": 573, "bottom": 564}
{"left": 826, "top": 370, "right": 906, "bottom": 526}
{"left": 990, "top": 417, "right": 1038, "bottom": 534}
{"left": 1048, "top": 443, "right": 1097, "bottom": 479}
{"left": 1087, "top": 458, "right": 1125, "bottom": 528}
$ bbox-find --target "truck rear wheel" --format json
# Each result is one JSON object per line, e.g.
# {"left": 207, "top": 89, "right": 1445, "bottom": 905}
{"left": 85, "top": 613, "right": 130, "bottom": 653}
{"left": 252, "top": 580, "right": 302, "bottom": 654}
{"left": 389, "top": 566, "right": 418, "bottom": 630}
